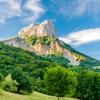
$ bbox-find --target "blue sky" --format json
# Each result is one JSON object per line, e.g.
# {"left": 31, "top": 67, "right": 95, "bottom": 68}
{"left": 0, "top": 0, "right": 100, "bottom": 60}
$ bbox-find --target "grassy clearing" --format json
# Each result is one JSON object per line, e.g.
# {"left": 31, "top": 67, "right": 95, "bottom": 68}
{"left": 0, "top": 89, "right": 79, "bottom": 100}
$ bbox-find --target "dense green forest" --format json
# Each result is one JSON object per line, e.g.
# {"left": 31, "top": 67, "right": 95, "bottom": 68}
{"left": 0, "top": 42, "right": 100, "bottom": 100}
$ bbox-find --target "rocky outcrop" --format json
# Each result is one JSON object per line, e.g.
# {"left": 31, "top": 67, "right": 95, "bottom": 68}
{"left": 18, "top": 19, "right": 56, "bottom": 38}
{"left": 33, "top": 41, "right": 80, "bottom": 65}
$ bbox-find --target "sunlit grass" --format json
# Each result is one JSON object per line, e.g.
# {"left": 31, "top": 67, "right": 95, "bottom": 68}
{"left": 0, "top": 89, "right": 79, "bottom": 100}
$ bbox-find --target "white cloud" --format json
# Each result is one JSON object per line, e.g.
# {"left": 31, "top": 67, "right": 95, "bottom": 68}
{"left": 59, "top": 28, "right": 100, "bottom": 46}
{"left": 24, "top": 0, "right": 44, "bottom": 13}
{"left": 23, "top": 0, "right": 45, "bottom": 23}
{"left": 50, "top": 0, "right": 100, "bottom": 19}
{"left": 0, "top": 0, "right": 21, "bottom": 23}
{"left": 0, "top": 0, "right": 45, "bottom": 23}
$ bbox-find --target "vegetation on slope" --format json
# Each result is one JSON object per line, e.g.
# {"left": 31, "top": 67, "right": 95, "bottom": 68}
{"left": 58, "top": 39, "right": 100, "bottom": 68}
{"left": 0, "top": 42, "right": 71, "bottom": 94}
{"left": 20, "top": 35, "right": 54, "bottom": 46}
{"left": 0, "top": 42, "right": 100, "bottom": 100}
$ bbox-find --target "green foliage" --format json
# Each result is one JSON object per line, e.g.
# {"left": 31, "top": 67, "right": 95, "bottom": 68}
{"left": 18, "top": 34, "right": 37, "bottom": 45}
{"left": 76, "top": 70, "right": 100, "bottom": 100}
{"left": 39, "top": 36, "right": 51, "bottom": 45}
{"left": 0, "top": 41, "right": 100, "bottom": 99}
{"left": 25, "top": 36, "right": 51, "bottom": 45}
{"left": 46, "top": 54, "right": 70, "bottom": 67}
{"left": 44, "top": 66, "right": 77, "bottom": 97}
{"left": 0, "top": 73, "right": 4, "bottom": 82}
{"left": 0, "top": 42, "right": 70, "bottom": 93}
{"left": 80, "top": 59, "right": 100, "bottom": 69}
{"left": 58, "top": 40, "right": 85, "bottom": 60}
{"left": 94, "top": 72, "right": 100, "bottom": 100}
{"left": 28, "top": 36, "right": 37, "bottom": 45}
{"left": 11, "top": 67, "right": 33, "bottom": 93}
{"left": 33, "top": 78, "right": 46, "bottom": 93}
{"left": 58, "top": 40, "right": 100, "bottom": 67}
{"left": 2, "top": 74, "right": 18, "bottom": 92}
{"left": 0, "top": 42, "right": 69, "bottom": 77}
{"left": 0, "top": 73, "right": 4, "bottom": 88}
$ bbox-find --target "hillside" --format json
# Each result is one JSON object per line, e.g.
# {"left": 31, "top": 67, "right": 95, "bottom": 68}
{"left": 3, "top": 20, "right": 100, "bottom": 67}
{"left": 0, "top": 19, "right": 100, "bottom": 100}
{"left": 0, "top": 41, "right": 100, "bottom": 100}
{"left": 0, "top": 89, "right": 78, "bottom": 100}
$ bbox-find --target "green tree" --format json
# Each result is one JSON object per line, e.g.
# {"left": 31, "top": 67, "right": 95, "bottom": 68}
{"left": 2, "top": 74, "right": 18, "bottom": 92}
{"left": 0, "top": 73, "right": 4, "bottom": 88}
{"left": 11, "top": 67, "right": 33, "bottom": 93}
{"left": 76, "top": 70, "right": 100, "bottom": 100}
{"left": 93, "top": 72, "right": 100, "bottom": 100}
{"left": 44, "top": 66, "right": 77, "bottom": 100}
{"left": 0, "top": 73, "right": 4, "bottom": 82}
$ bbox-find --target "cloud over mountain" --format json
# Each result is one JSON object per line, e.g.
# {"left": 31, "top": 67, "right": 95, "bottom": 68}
{"left": 59, "top": 28, "right": 100, "bottom": 46}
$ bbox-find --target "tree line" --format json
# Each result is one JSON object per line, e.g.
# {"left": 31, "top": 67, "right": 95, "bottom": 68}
{"left": 0, "top": 66, "right": 100, "bottom": 100}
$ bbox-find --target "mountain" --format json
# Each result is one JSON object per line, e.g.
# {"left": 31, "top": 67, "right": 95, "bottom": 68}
{"left": 3, "top": 19, "right": 100, "bottom": 67}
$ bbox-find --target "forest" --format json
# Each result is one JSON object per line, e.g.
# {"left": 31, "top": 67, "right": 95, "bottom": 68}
{"left": 0, "top": 42, "right": 100, "bottom": 100}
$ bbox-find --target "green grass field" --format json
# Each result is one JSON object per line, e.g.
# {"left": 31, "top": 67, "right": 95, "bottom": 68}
{"left": 0, "top": 89, "right": 79, "bottom": 100}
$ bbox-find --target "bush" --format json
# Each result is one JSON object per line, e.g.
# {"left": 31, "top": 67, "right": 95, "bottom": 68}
{"left": 2, "top": 74, "right": 18, "bottom": 92}
{"left": 34, "top": 78, "right": 46, "bottom": 93}
{"left": 93, "top": 72, "right": 100, "bottom": 100}
{"left": 11, "top": 67, "right": 33, "bottom": 93}
{"left": 44, "top": 66, "right": 77, "bottom": 99}
{"left": 0, "top": 73, "right": 4, "bottom": 82}
{"left": 0, "top": 73, "right": 4, "bottom": 88}
{"left": 76, "top": 70, "right": 100, "bottom": 100}
{"left": 39, "top": 36, "right": 50, "bottom": 45}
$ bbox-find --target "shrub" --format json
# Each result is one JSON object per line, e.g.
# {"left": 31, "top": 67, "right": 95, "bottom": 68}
{"left": 11, "top": 67, "right": 33, "bottom": 93}
{"left": 2, "top": 74, "right": 18, "bottom": 92}
{"left": 76, "top": 70, "right": 100, "bottom": 100}
{"left": 39, "top": 36, "right": 50, "bottom": 45}
{"left": 0, "top": 73, "right": 4, "bottom": 82}
{"left": 44, "top": 66, "right": 77, "bottom": 100}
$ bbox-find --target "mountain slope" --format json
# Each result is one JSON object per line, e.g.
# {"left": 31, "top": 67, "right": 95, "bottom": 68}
{"left": 2, "top": 19, "right": 100, "bottom": 66}
{"left": 0, "top": 42, "right": 70, "bottom": 76}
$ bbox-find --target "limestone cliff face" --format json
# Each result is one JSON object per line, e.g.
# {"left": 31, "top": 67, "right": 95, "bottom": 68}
{"left": 18, "top": 19, "right": 56, "bottom": 38}
{"left": 33, "top": 41, "right": 62, "bottom": 55}
{"left": 3, "top": 19, "right": 82, "bottom": 65}
{"left": 33, "top": 41, "right": 80, "bottom": 65}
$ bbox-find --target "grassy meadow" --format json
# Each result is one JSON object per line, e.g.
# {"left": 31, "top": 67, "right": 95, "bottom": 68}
{"left": 0, "top": 89, "right": 78, "bottom": 100}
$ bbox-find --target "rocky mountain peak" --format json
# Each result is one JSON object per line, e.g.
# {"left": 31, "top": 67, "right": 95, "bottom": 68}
{"left": 18, "top": 19, "right": 56, "bottom": 38}
{"left": 40, "top": 19, "right": 50, "bottom": 25}
{"left": 3, "top": 19, "right": 84, "bottom": 66}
